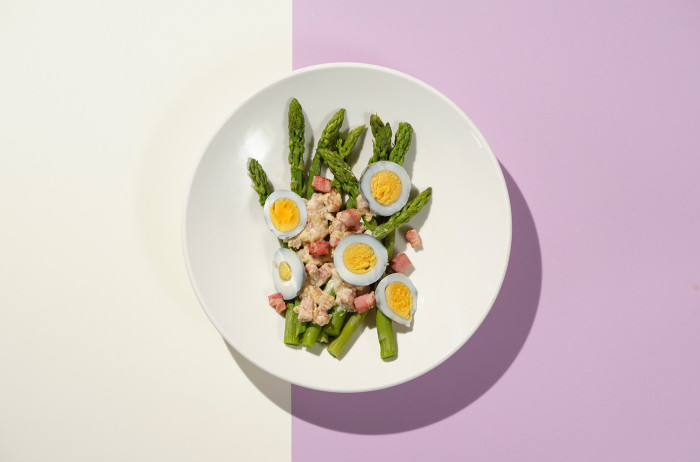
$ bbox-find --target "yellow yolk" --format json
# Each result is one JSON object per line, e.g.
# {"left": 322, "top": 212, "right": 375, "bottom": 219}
{"left": 278, "top": 262, "right": 292, "bottom": 281}
{"left": 343, "top": 243, "right": 377, "bottom": 274}
{"left": 385, "top": 282, "right": 413, "bottom": 319}
{"left": 269, "top": 198, "right": 300, "bottom": 232}
{"left": 370, "top": 170, "right": 402, "bottom": 205}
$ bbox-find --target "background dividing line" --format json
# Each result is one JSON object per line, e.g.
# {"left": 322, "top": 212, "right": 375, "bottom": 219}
{"left": 291, "top": 1, "right": 700, "bottom": 461}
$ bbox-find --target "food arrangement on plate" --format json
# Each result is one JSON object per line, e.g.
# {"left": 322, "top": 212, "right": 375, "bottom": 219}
{"left": 247, "top": 98, "right": 432, "bottom": 359}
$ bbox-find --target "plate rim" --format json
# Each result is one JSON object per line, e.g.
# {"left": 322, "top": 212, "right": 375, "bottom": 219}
{"left": 181, "top": 62, "right": 513, "bottom": 393}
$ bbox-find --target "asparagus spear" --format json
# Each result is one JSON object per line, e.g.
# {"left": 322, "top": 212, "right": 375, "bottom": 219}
{"left": 322, "top": 307, "right": 348, "bottom": 337}
{"left": 306, "top": 108, "right": 345, "bottom": 198}
{"left": 367, "top": 114, "right": 392, "bottom": 164}
{"left": 247, "top": 158, "right": 271, "bottom": 206}
{"left": 389, "top": 122, "right": 413, "bottom": 166}
{"left": 330, "top": 124, "right": 365, "bottom": 194}
{"left": 328, "top": 311, "right": 368, "bottom": 358}
{"left": 317, "top": 148, "right": 361, "bottom": 200}
{"left": 283, "top": 301, "right": 302, "bottom": 345}
{"left": 338, "top": 124, "right": 366, "bottom": 160}
{"left": 317, "top": 331, "right": 331, "bottom": 344}
{"left": 376, "top": 230, "right": 397, "bottom": 359}
{"left": 301, "top": 323, "right": 323, "bottom": 348}
{"left": 372, "top": 187, "right": 432, "bottom": 240}
{"left": 376, "top": 310, "right": 396, "bottom": 359}
{"left": 288, "top": 98, "right": 306, "bottom": 196}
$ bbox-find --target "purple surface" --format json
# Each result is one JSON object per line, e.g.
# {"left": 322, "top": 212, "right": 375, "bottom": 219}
{"left": 292, "top": 1, "right": 700, "bottom": 460}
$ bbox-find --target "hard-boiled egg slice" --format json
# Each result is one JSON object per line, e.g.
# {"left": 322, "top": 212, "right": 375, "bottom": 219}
{"left": 272, "top": 248, "right": 306, "bottom": 300}
{"left": 263, "top": 190, "right": 307, "bottom": 239}
{"left": 359, "top": 161, "right": 411, "bottom": 216}
{"left": 375, "top": 273, "right": 417, "bottom": 327}
{"left": 333, "top": 234, "right": 388, "bottom": 286}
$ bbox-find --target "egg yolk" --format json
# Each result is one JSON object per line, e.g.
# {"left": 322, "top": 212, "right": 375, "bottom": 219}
{"left": 343, "top": 243, "right": 377, "bottom": 274}
{"left": 385, "top": 282, "right": 412, "bottom": 319}
{"left": 270, "top": 198, "right": 300, "bottom": 232}
{"left": 370, "top": 170, "right": 402, "bottom": 205}
{"left": 278, "top": 261, "right": 292, "bottom": 281}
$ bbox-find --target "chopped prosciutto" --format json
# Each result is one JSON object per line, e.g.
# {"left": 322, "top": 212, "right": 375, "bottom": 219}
{"left": 390, "top": 253, "right": 412, "bottom": 273}
{"left": 405, "top": 229, "right": 422, "bottom": 248}
{"left": 354, "top": 291, "right": 376, "bottom": 313}
{"left": 312, "top": 175, "right": 332, "bottom": 193}
{"left": 267, "top": 292, "right": 286, "bottom": 313}
{"left": 308, "top": 240, "right": 330, "bottom": 256}
{"left": 337, "top": 208, "right": 361, "bottom": 227}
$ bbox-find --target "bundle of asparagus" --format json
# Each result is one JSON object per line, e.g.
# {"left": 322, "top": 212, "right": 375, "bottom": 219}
{"left": 247, "top": 100, "right": 431, "bottom": 360}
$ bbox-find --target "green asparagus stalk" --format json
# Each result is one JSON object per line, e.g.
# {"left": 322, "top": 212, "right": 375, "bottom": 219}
{"left": 338, "top": 124, "right": 366, "bottom": 160}
{"left": 317, "top": 148, "right": 360, "bottom": 200}
{"left": 295, "top": 315, "right": 308, "bottom": 339}
{"left": 372, "top": 187, "right": 432, "bottom": 240}
{"left": 288, "top": 98, "right": 306, "bottom": 196}
{"left": 330, "top": 124, "right": 365, "bottom": 195}
{"left": 307, "top": 108, "right": 345, "bottom": 198}
{"left": 283, "top": 301, "right": 302, "bottom": 345}
{"left": 376, "top": 310, "right": 397, "bottom": 359}
{"left": 301, "top": 323, "right": 323, "bottom": 348}
{"left": 247, "top": 157, "right": 287, "bottom": 247}
{"left": 383, "top": 229, "right": 396, "bottom": 259}
{"left": 322, "top": 307, "right": 348, "bottom": 337}
{"left": 368, "top": 114, "right": 392, "bottom": 164}
{"left": 247, "top": 158, "right": 271, "bottom": 206}
{"left": 331, "top": 179, "right": 343, "bottom": 197}
{"left": 328, "top": 311, "right": 368, "bottom": 358}
{"left": 389, "top": 122, "right": 413, "bottom": 166}
{"left": 345, "top": 196, "right": 357, "bottom": 209}
{"left": 317, "top": 331, "right": 331, "bottom": 344}
{"left": 375, "top": 230, "right": 397, "bottom": 359}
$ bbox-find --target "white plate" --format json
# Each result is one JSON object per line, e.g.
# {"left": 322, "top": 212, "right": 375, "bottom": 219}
{"left": 182, "top": 63, "right": 511, "bottom": 392}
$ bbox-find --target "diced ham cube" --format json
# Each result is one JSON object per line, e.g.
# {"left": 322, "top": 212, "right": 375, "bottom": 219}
{"left": 337, "top": 208, "right": 361, "bottom": 227}
{"left": 312, "top": 176, "right": 332, "bottom": 193}
{"left": 354, "top": 291, "right": 376, "bottom": 313}
{"left": 308, "top": 240, "right": 330, "bottom": 256}
{"left": 268, "top": 292, "right": 286, "bottom": 313}
{"left": 405, "top": 229, "right": 422, "bottom": 248}
{"left": 390, "top": 253, "right": 412, "bottom": 273}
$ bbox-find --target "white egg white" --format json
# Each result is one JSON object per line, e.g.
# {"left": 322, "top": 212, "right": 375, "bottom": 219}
{"left": 271, "top": 248, "right": 306, "bottom": 300}
{"left": 359, "top": 161, "right": 411, "bottom": 216}
{"left": 333, "top": 234, "right": 388, "bottom": 286}
{"left": 263, "top": 190, "right": 307, "bottom": 240}
{"left": 375, "top": 273, "right": 417, "bottom": 327}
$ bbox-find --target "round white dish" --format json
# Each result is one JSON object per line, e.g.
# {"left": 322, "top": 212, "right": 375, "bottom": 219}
{"left": 182, "top": 63, "right": 511, "bottom": 392}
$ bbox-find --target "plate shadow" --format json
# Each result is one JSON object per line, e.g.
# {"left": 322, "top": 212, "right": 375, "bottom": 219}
{"left": 290, "top": 165, "right": 542, "bottom": 434}
{"left": 226, "top": 342, "right": 292, "bottom": 415}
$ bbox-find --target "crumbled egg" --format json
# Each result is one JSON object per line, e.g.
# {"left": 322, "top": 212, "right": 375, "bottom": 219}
{"left": 375, "top": 273, "right": 417, "bottom": 327}
{"left": 359, "top": 161, "right": 411, "bottom": 216}
{"left": 263, "top": 190, "right": 307, "bottom": 239}
{"left": 271, "top": 248, "right": 306, "bottom": 299}
{"left": 333, "top": 234, "right": 388, "bottom": 286}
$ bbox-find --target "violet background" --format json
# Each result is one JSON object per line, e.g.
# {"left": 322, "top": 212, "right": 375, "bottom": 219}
{"left": 291, "top": 1, "right": 700, "bottom": 460}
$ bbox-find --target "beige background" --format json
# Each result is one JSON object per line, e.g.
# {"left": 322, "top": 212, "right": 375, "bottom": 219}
{"left": 0, "top": 1, "right": 292, "bottom": 460}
